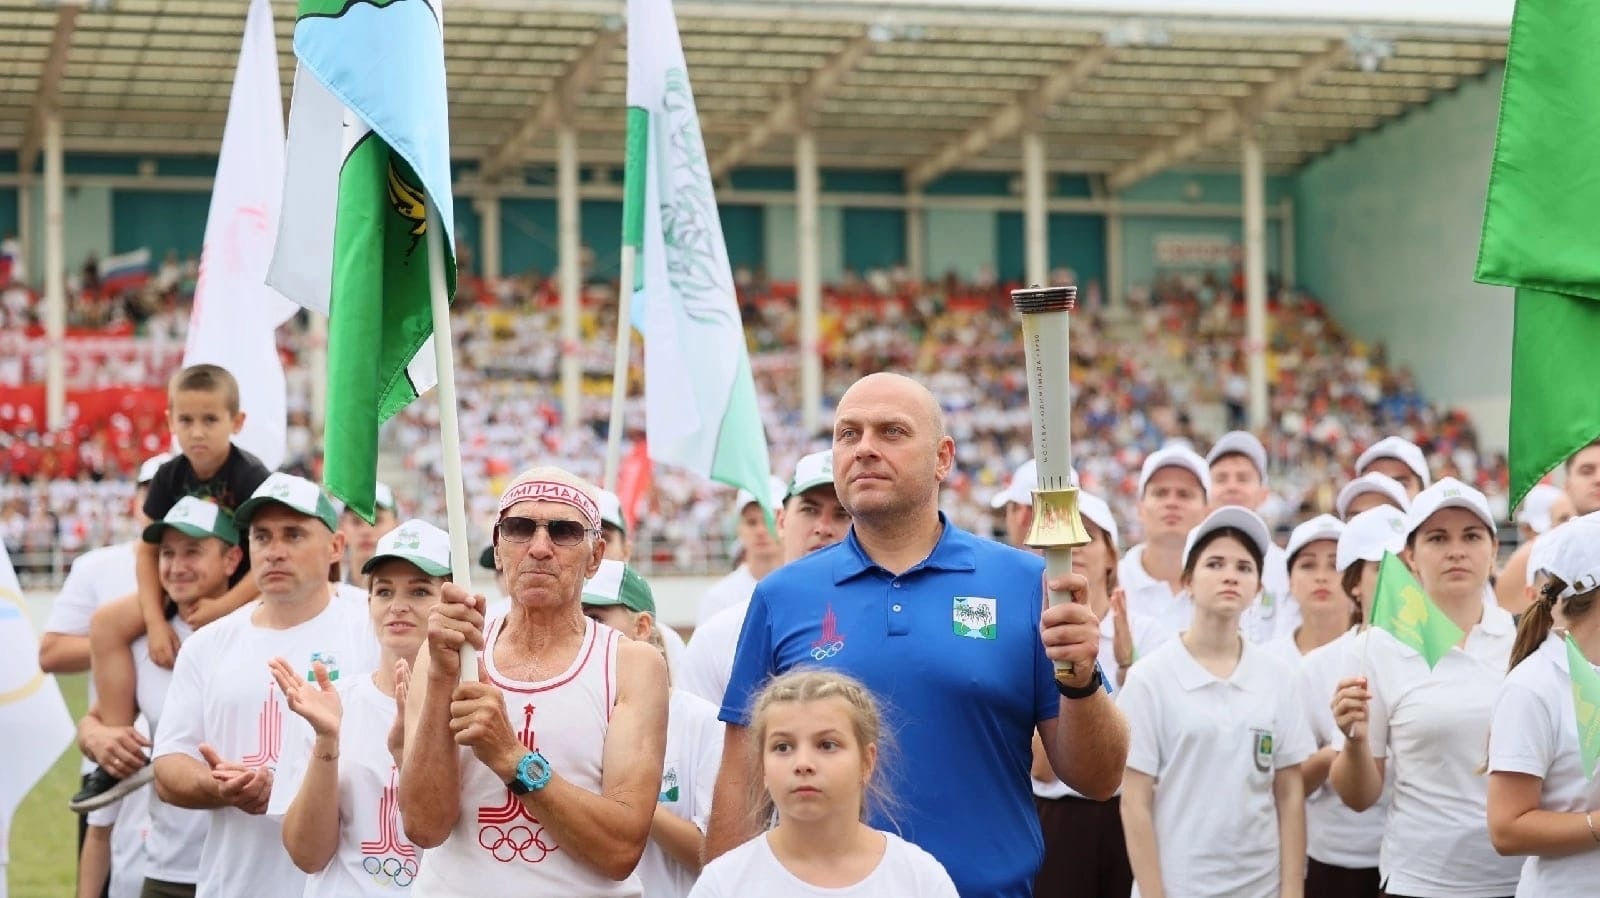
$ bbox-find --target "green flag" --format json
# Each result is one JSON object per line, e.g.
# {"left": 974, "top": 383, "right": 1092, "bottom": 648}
{"left": 268, "top": 0, "right": 455, "bottom": 521}
{"left": 1475, "top": 0, "right": 1600, "bottom": 509}
{"left": 1565, "top": 634, "right": 1600, "bottom": 779}
{"left": 1368, "top": 552, "right": 1464, "bottom": 669}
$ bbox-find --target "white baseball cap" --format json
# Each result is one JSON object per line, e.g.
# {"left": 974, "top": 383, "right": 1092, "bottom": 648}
{"left": 1206, "top": 431, "right": 1268, "bottom": 483}
{"left": 1286, "top": 514, "right": 1344, "bottom": 563}
{"left": 788, "top": 450, "right": 836, "bottom": 498}
{"left": 596, "top": 488, "right": 626, "bottom": 534}
{"left": 1077, "top": 490, "right": 1118, "bottom": 550}
{"left": 1336, "top": 505, "right": 1408, "bottom": 572}
{"left": 137, "top": 452, "right": 173, "bottom": 486}
{"left": 1356, "top": 436, "right": 1431, "bottom": 488}
{"left": 1403, "top": 477, "right": 1495, "bottom": 538}
{"left": 1534, "top": 512, "right": 1600, "bottom": 599}
{"left": 1526, "top": 521, "right": 1572, "bottom": 587}
{"left": 1335, "top": 472, "right": 1410, "bottom": 519}
{"left": 1139, "top": 445, "right": 1212, "bottom": 499}
{"left": 735, "top": 476, "right": 788, "bottom": 514}
{"left": 1182, "top": 505, "right": 1272, "bottom": 572}
{"left": 989, "top": 459, "right": 1038, "bottom": 509}
{"left": 362, "top": 519, "right": 452, "bottom": 577}
{"left": 1515, "top": 483, "right": 1564, "bottom": 535}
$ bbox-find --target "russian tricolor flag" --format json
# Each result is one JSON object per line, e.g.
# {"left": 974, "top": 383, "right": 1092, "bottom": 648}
{"left": 99, "top": 247, "right": 151, "bottom": 294}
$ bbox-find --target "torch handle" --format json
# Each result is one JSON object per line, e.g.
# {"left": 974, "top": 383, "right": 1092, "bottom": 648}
{"left": 1043, "top": 547, "right": 1077, "bottom": 680}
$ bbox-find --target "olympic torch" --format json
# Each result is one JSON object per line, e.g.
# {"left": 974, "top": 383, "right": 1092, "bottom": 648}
{"left": 1013, "top": 285, "right": 1091, "bottom": 682}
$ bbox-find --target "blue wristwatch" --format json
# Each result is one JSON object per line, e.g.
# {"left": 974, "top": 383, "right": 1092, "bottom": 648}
{"left": 506, "top": 751, "right": 552, "bottom": 795}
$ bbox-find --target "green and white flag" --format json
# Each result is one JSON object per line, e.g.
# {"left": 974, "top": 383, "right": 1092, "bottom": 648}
{"left": 624, "top": 0, "right": 774, "bottom": 520}
{"left": 1565, "top": 634, "right": 1600, "bottom": 779}
{"left": 267, "top": 0, "right": 455, "bottom": 521}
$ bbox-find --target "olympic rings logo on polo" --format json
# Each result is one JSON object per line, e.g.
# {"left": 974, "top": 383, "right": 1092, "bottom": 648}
{"left": 497, "top": 479, "right": 600, "bottom": 527}
{"left": 362, "top": 855, "right": 419, "bottom": 888}
{"left": 478, "top": 824, "right": 558, "bottom": 864}
{"left": 809, "top": 603, "right": 846, "bottom": 661}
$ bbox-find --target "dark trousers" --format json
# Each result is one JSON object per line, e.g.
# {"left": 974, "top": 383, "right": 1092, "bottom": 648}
{"left": 1033, "top": 794, "right": 1134, "bottom": 898}
{"left": 1306, "top": 857, "right": 1379, "bottom": 898}
{"left": 140, "top": 880, "right": 197, "bottom": 898}
{"left": 77, "top": 773, "right": 111, "bottom": 898}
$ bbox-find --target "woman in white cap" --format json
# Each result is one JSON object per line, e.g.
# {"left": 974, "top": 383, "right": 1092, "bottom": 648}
{"left": 1294, "top": 505, "right": 1406, "bottom": 898}
{"left": 1334, "top": 473, "right": 1409, "bottom": 522}
{"left": 1119, "top": 506, "right": 1312, "bottom": 898}
{"left": 1330, "top": 478, "right": 1522, "bottom": 898}
{"left": 1354, "top": 437, "right": 1430, "bottom": 499}
{"left": 1261, "top": 515, "right": 1348, "bottom": 668}
{"left": 266, "top": 519, "right": 449, "bottom": 895}
{"left": 1485, "top": 511, "right": 1600, "bottom": 897}
{"left": 1031, "top": 490, "right": 1166, "bottom": 898}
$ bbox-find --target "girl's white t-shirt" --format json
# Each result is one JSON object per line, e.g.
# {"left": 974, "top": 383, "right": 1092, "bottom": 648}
{"left": 270, "top": 674, "right": 421, "bottom": 896}
{"left": 688, "top": 832, "right": 958, "bottom": 898}
{"left": 1488, "top": 633, "right": 1600, "bottom": 898}
{"left": 1297, "top": 628, "right": 1390, "bottom": 870}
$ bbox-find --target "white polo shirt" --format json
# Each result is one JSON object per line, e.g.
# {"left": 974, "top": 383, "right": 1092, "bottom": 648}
{"left": 677, "top": 598, "right": 747, "bottom": 707}
{"left": 1357, "top": 607, "right": 1523, "bottom": 897}
{"left": 637, "top": 688, "right": 723, "bottom": 898}
{"left": 1121, "top": 543, "right": 1289, "bottom": 645}
{"left": 695, "top": 565, "right": 757, "bottom": 628}
{"left": 1488, "top": 634, "right": 1600, "bottom": 897}
{"left": 45, "top": 541, "right": 137, "bottom": 773}
{"left": 1298, "top": 628, "right": 1390, "bottom": 870}
{"left": 1119, "top": 637, "right": 1314, "bottom": 898}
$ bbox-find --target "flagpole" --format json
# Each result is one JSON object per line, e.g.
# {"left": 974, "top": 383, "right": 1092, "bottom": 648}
{"left": 425, "top": 197, "right": 477, "bottom": 680}
{"left": 603, "top": 244, "right": 636, "bottom": 492}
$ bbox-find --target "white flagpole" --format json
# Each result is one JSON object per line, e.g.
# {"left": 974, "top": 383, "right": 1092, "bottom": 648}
{"left": 425, "top": 198, "right": 476, "bottom": 680}
{"left": 603, "top": 244, "right": 637, "bottom": 492}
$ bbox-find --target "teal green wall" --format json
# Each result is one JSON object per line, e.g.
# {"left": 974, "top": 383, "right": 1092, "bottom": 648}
{"left": 843, "top": 208, "right": 905, "bottom": 274}
{"left": 994, "top": 211, "right": 1106, "bottom": 286}
{"left": 1295, "top": 66, "right": 1508, "bottom": 448}
{"left": 112, "top": 191, "right": 210, "bottom": 259}
{"left": 0, "top": 189, "right": 15, "bottom": 243}
{"left": 500, "top": 197, "right": 557, "bottom": 278}
{"left": 719, "top": 204, "right": 764, "bottom": 273}
{"left": 925, "top": 208, "right": 997, "bottom": 281}
{"left": 26, "top": 183, "right": 114, "bottom": 278}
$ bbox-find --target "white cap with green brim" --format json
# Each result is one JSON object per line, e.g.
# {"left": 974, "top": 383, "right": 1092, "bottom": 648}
{"left": 235, "top": 472, "right": 340, "bottom": 532}
{"left": 331, "top": 482, "right": 397, "bottom": 517}
{"left": 788, "top": 450, "right": 835, "bottom": 498}
{"left": 142, "top": 496, "right": 240, "bottom": 546}
{"left": 582, "top": 559, "right": 656, "bottom": 614}
{"left": 362, "top": 518, "right": 452, "bottom": 577}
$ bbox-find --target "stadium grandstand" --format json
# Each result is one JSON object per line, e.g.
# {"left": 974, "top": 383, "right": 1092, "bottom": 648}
{"left": 1, "top": 0, "right": 1516, "bottom": 594}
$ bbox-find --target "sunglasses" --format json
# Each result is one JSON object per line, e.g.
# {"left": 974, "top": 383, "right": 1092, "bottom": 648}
{"left": 496, "top": 516, "right": 593, "bottom": 547}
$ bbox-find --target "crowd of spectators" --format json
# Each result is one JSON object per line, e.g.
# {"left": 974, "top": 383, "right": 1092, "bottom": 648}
{"left": 0, "top": 246, "right": 1510, "bottom": 581}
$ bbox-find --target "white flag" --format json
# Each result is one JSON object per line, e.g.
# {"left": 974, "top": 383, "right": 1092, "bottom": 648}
{"left": 624, "top": 0, "right": 774, "bottom": 515}
{"left": 0, "top": 544, "right": 75, "bottom": 872}
{"left": 182, "top": 0, "right": 298, "bottom": 471}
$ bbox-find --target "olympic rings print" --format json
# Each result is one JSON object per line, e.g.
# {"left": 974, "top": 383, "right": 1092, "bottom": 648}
{"left": 810, "top": 640, "right": 845, "bottom": 661}
{"left": 478, "top": 824, "right": 558, "bottom": 864}
{"left": 362, "top": 854, "right": 420, "bottom": 888}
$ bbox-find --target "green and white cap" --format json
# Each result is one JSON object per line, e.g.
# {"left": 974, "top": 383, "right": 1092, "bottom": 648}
{"left": 332, "top": 481, "right": 396, "bottom": 517}
{"left": 142, "top": 496, "right": 240, "bottom": 546}
{"left": 581, "top": 559, "right": 656, "bottom": 614}
{"left": 597, "top": 488, "right": 627, "bottom": 534}
{"left": 362, "top": 518, "right": 452, "bottom": 577}
{"left": 788, "top": 450, "right": 835, "bottom": 498}
{"left": 235, "top": 473, "right": 340, "bottom": 532}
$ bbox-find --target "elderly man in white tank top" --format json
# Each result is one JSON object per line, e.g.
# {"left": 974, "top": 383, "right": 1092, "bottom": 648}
{"left": 400, "top": 466, "right": 669, "bottom": 897}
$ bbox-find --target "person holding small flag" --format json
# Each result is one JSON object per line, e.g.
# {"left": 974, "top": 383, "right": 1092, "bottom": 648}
{"left": 1486, "top": 511, "right": 1600, "bottom": 896}
{"left": 1329, "top": 478, "right": 1522, "bottom": 897}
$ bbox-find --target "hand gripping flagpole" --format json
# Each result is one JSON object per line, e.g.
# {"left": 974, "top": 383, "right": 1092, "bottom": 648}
{"left": 1013, "top": 285, "right": 1091, "bottom": 683}
{"left": 425, "top": 198, "right": 477, "bottom": 681}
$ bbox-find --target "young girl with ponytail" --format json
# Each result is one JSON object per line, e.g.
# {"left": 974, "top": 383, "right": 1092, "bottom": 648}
{"left": 1486, "top": 512, "right": 1600, "bottom": 896}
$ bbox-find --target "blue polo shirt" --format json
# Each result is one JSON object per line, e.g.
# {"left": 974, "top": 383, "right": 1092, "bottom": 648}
{"left": 721, "top": 515, "right": 1058, "bottom": 898}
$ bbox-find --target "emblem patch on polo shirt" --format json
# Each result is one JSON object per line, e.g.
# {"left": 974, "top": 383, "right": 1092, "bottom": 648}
{"left": 952, "top": 596, "right": 998, "bottom": 640}
{"left": 810, "top": 604, "right": 846, "bottom": 660}
{"left": 1252, "top": 728, "right": 1274, "bottom": 773}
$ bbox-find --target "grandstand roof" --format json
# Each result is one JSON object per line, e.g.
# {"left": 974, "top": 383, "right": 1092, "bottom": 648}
{"left": 0, "top": 0, "right": 1507, "bottom": 186}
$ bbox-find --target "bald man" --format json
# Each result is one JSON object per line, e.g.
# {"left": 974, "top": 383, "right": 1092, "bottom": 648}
{"left": 706, "top": 372, "right": 1127, "bottom": 898}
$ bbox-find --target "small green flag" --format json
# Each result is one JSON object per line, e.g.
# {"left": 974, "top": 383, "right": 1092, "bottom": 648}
{"left": 1368, "top": 552, "right": 1464, "bottom": 669}
{"left": 1564, "top": 634, "right": 1600, "bottom": 779}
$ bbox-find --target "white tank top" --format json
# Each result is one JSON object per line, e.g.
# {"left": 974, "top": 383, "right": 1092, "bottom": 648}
{"left": 413, "top": 615, "right": 637, "bottom": 898}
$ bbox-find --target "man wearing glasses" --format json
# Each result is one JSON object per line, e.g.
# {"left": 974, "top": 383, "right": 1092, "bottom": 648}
{"left": 400, "top": 466, "right": 669, "bottom": 897}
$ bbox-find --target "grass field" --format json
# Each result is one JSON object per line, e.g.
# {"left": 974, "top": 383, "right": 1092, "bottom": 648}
{"left": 9, "top": 673, "right": 87, "bottom": 898}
